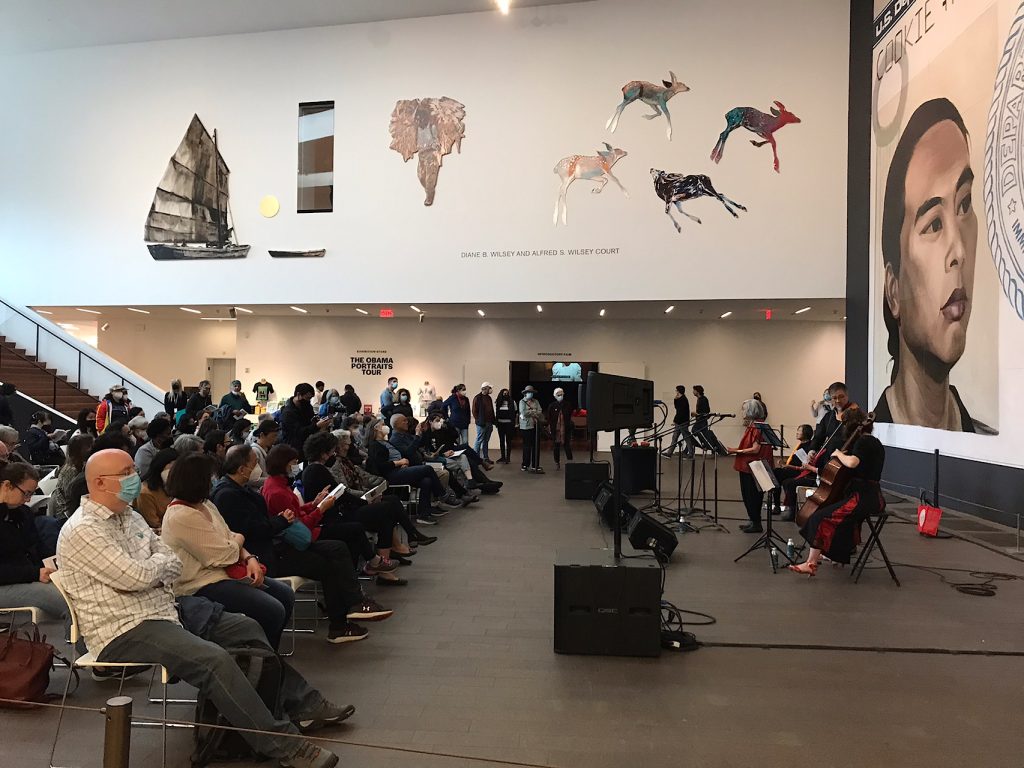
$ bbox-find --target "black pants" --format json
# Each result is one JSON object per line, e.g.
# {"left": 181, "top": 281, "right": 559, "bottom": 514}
{"left": 318, "top": 518, "right": 373, "bottom": 565}
{"left": 496, "top": 423, "right": 515, "bottom": 459}
{"left": 553, "top": 442, "right": 573, "bottom": 464}
{"left": 521, "top": 428, "right": 538, "bottom": 469}
{"left": 771, "top": 466, "right": 804, "bottom": 510}
{"left": 738, "top": 471, "right": 764, "bottom": 526}
{"left": 331, "top": 501, "right": 396, "bottom": 552}
{"left": 388, "top": 465, "right": 444, "bottom": 517}
{"left": 273, "top": 539, "right": 363, "bottom": 627}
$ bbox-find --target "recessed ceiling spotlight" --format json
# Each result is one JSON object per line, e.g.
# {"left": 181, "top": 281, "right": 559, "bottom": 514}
{"left": 536, "top": 305, "right": 543, "bottom": 312}
{"left": 842, "top": 315, "right": 847, "bottom": 320}
{"left": 179, "top": 307, "right": 201, "bottom": 314}
{"left": 290, "top": 306, "right": 308, "bottom": 314}
{"left": 355, "top": 308, "right": 369, "bottom": 315}
{"left": 126, "top": 307, "right": 150, "bottom": 314}
{"left": 233, "top": 306, "right": 253, "bottom": 314}
{"left": 410, "top": 305, "right": 421, "bottom": 313}
{"left": 36, "top": 310, "right": 52, "bottom": 315}
{"left": 664, "top": 305, "right": 675, "bottom": 314}
{"left": 599, "top": 308, "right": 606, "bottom": 317}
{"left": 496, "top": 0, "right": 511, "bottom": 14}
{"left": 76, "top": 308, "right": 102, "bottom": 315}
{"left": 794, "top": 306, "right": 812, "bottom": 315}
{"left": 477, "top": 309, "right": 486, "bottom": 317}
{"left": 720, "top": 311, "right": 733, "bottom": 319}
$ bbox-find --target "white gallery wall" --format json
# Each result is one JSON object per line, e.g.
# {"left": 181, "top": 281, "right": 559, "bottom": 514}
{"left": 228, "top": 316, "right": 846, "bottom": 445}
{"left": 0, "top": 0, "right": 848, "bottom": 307}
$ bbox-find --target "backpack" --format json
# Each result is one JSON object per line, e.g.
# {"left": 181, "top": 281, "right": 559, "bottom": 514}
{"left": 191, "top": 650, "right": 283, "bottom": 765}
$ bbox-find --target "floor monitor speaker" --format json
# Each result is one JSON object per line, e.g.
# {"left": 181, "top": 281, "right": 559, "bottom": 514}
{"left": 564, "top": 462, "right": 610, "bottom": 500}
{"left": 627, "top": 511, "right": 679, "bottom": 561}
{"left": 554, "top": 549, "right": 661, "bottom": 657}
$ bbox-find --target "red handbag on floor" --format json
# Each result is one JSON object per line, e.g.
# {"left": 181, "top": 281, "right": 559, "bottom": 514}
{"left": 917, "top": 493, "right": 942, "bottom": 537}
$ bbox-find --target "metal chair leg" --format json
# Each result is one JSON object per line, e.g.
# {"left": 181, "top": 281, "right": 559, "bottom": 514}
{"left": 48, "top": 644, "right": 78, "bottom": 768}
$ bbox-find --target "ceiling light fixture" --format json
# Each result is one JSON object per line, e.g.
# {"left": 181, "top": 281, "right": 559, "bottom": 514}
{"left": 355, "top": 308, "right": 369, "bottom": 315}
{"left": 200, "top": 317, "right": 236, "bottom": 321}
{"left": 179, "top": 307, "right": 201, "bottom": 314}
{"left": 720, "top": 311, "right": 733, "bottom": 319}
{"left": 76, "top": 308, "right": 102, "bottom": 315}
{"left": 536, "top": 305, "right": 543, "bottom": 312}
{"left": 126, "top": 307, "right": 150, "bottom": 314}
{"left": 794, "top": 306, "right": 812, "bottom": 315}
{"left": 57, "top": 323, "right": 77, "bottom": 330}
{"left": 599, "top": 308, "right": 606, "bottom": 317}
{"left": 100, "top": 322, "right": 111, "bottom": 331}
{"left": 409, "top": 305, "right": 421, "bottom": 313}
{"left": 477, "top": 309, "right": 486, "bottom": 317}
{"left": 36, "top": 310, "right": 52, "bottom": 315}
{"left": 290, "top": 306, "right": 308, "bottom": 314}
{"left": 664, "top": 305, "right": 675, "bottom": 314}
{"left": 842, "top": 315, "right": 848, "bottom": 320}
{"left": 233, "top": 306, "right": 253, "bottom": 314}
{"left": 496, "top": 0, "right": 511, "bottom": 14}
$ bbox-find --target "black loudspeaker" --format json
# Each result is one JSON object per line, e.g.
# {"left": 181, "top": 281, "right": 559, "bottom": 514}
{"left": 610, "top": 446, "right": 658, "bottom": 494}
{"left": 564, "top": 462, "right": 610, "bottom": 500}
{"left": 554, "top": 549, "right": 661, "bottom": 657}
{"left": 627, "top": 511, "right": 679, "bottom": 561}
{"left": 592, "top": 480, "right": 637, "bottom": 529}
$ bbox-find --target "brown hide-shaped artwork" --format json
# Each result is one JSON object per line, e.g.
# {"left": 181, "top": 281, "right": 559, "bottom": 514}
{"left": 388, "top": 97, "right": 466, "bottom": 206}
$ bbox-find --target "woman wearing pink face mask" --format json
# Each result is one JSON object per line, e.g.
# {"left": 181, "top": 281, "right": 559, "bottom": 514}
{"left": 875, "top": 98, "right": 993, "bottom": 433}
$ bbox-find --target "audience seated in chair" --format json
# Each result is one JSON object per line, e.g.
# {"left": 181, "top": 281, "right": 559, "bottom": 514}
{"left": 50, "top": 434, "right": 94, "bottom": 521}
{"left": 135, "top": 448, "right": 178, "bottom": 530}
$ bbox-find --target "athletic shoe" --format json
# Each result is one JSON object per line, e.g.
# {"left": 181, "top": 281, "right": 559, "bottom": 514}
{"left": 415, "top": 516, "right": 438, "bottom": 526}
{"left": 362, "top": 557, "right": 398, "bottom": 576}
{"left": 429, "top": 507, "right": 451, "bottom": 518}
{"left": 520, "top": 466, "right": 529, "bottom": 472}
{"left": 530, "top": 467, "right": 546, "bottom": 474}
{"left": 327, "top": 622, "right": 368, "bottom": 644}
{"left": 295, "top": 703, "right": 356, "bottom": 733}
{"left": 91, "top": 664, "right": 152, "bottom": 682}
{"left": 280, "top": 741, "right": 340, "bottom": 768}
{"left": 347, "top": 599, "right": 393, "bottom": 622}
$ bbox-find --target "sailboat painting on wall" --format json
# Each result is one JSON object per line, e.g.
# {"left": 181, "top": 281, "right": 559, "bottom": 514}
{"left": 144, "top": 114, "right": 250, "bottom": 261}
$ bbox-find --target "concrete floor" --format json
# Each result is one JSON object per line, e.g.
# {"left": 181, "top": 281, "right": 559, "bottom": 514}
{"left": 5, "top": 456, "right": 1024, "bottom": 768}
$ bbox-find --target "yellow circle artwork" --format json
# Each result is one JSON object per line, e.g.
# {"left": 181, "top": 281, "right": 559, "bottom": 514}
{"left": 259, "top": 195, "right": 280, "bottom": 218}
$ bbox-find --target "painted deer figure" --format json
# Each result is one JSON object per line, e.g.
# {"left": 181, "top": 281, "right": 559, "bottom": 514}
{"left": 606, "top": 71, "right": 690, "bottom": 141}
{"left": 710, "top": 100, "right": 801, "bottom": 172}
{"left": 552, "top": 143, "right": 629, "bottom": 226}
{"left": 650, "top": 168, "right": 746, "bottom": 233}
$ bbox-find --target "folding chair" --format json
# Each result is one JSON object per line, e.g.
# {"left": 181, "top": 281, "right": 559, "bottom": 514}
{"left": 851, "top": 510, "right": 900, "bottom": 586}
{"left": 48, "top": 572, "right": 187, "bottom": 768}
{"left": 277, "top": 575, "right": 322, "bottom": 656}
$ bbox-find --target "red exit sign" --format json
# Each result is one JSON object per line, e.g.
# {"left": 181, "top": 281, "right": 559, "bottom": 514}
{"left": 379, "top": 308, "right": 394, "bottom": 318}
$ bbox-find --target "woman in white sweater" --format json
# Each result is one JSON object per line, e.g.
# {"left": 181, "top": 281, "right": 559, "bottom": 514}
{"left": 161, "top": 453, "right": 294, "bottom": 650}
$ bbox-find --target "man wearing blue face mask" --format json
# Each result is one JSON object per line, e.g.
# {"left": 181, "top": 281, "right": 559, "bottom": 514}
{"left": 379, "top": 377, "right": 399, "bottom": 421}
{"left": 518, "top": 385, "right": 544, "bottom": 473}
{"left": 57, "top": 449, "right": 349, "bottom": 768}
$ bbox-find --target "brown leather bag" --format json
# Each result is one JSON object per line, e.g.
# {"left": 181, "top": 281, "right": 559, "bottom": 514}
{"left": 0, "top": 624, "right": 57, "bottom": 709}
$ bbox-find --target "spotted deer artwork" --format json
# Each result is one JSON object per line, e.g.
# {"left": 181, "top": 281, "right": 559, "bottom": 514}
{"left": 710, "top": 101, "right": 801, "bottom": 172}
{"left": 649, "top": 168, "right": 747, "bottom": 233}
{"left": 552, "top": 144, "right": 629, "bottom": 226}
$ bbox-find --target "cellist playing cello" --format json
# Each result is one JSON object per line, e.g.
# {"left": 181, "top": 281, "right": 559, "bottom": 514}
{"left": 788, "top": 408, "right": 886, "bottom": 576}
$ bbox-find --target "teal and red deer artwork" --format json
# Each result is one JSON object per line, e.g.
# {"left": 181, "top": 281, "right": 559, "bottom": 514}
{"left": 710, "top": 101, "right": 801, "bottom": 173}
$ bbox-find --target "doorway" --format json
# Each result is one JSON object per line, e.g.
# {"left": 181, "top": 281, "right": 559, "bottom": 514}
{"left": 206, "top": 358, "right": 236, "bottom": 402}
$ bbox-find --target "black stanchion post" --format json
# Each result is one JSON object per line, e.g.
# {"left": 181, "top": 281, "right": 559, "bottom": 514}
{"left": 933, "top": 448, "right": 940, "bottom": 508}
{"left": 103, "top": 695, "right": 133, "bottom": 768}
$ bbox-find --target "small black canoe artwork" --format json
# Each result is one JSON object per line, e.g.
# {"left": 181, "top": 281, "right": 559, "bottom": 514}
{"left": 269, "top": 250, "right": 326, "bottom": 258}
{"left": 144, "top": 114, "right": 250, "bottom": 261}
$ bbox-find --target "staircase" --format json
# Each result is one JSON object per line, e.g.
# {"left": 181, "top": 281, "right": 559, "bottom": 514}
{"left": 0, "top": 335, "right": 99, "bottom": 418}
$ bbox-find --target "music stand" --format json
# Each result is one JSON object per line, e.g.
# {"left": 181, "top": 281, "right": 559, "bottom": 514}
{"left": 734, "top": 459, "right": 795, "bottom": 572}
{"left": 642, "top": 424, "right": 697, "bottom": 534}
{"left": 691, "top": 426, "right": 730, "bottom": 533}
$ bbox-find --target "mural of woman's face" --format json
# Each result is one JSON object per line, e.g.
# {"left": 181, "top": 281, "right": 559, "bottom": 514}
{"left": 888, "top": 120, "right": 977, "bottom": 374}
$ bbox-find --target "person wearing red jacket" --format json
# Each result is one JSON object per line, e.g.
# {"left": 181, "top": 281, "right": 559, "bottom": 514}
{"left": 727, "top": 399, "right": 774, "bottom": 534}
{"left": 95, "top": 385, "right": 131, "bottom": 433}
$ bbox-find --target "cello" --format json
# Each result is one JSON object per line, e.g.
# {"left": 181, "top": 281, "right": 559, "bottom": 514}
{"left": 796, "top": 412, "right": 875, "bottom": 527}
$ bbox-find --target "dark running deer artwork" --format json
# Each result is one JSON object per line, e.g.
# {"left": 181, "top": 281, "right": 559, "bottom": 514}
{"left": 650, "top": 168, "right": 746, "bottom": 233}
{"left": 389, "top": 97, "right": 466, "bottom": 206}
{"left": 710, "top": 101, "right": 801, "bottom": 172}
{"left": 552, "top": 143, "right": 629, "bottom": 226}
{"left": 605, "top": 71, "right": 690, "bottom": 141}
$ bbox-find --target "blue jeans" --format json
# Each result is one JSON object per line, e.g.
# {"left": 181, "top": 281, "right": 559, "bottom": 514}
{"left": 98, "top": 613, "right": 324, "bottom": 761}
{"left": 0, "top": 581, "right": 69, "bottom": 623}
{"left": 196, "top": 577, "right": 295, "bottom": 651}
{"left": 458, "top": 427, "right": 469, "bottom": 445}
{"left": 474, "top": 423, "right": 493, "bottom": 460}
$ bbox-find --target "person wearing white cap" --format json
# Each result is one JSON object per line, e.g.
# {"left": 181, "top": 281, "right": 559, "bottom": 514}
{"left": 96, "top": 384, "right": 131, "bottom": 433}
{"left": 471, "top": 382, "right": 496, "bottom": 466}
